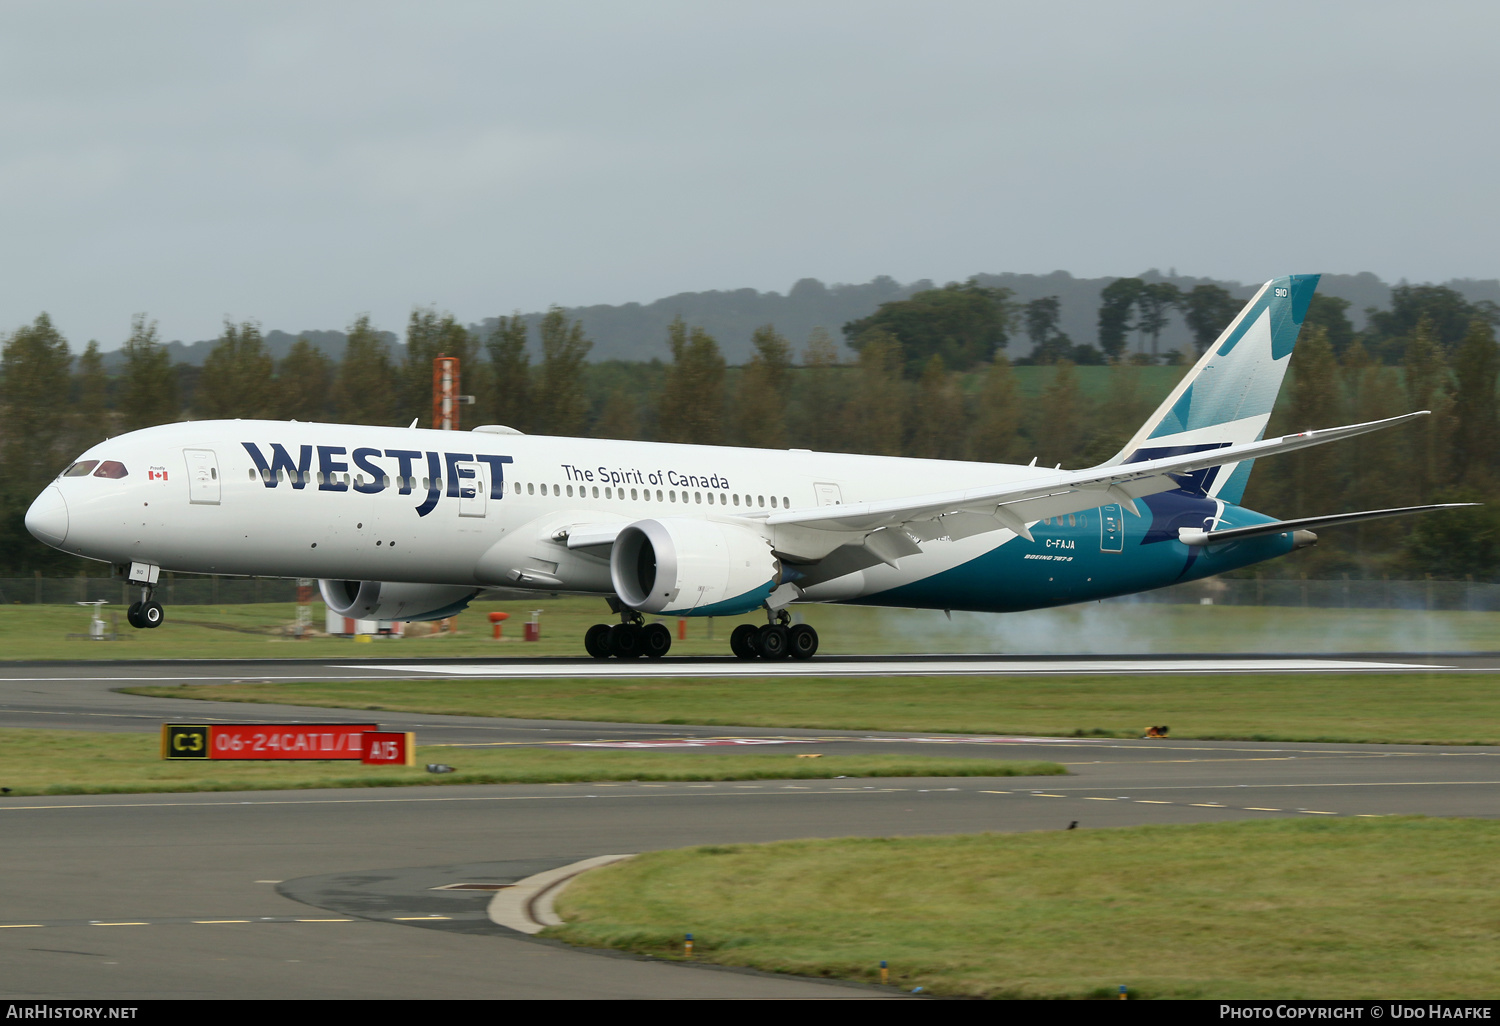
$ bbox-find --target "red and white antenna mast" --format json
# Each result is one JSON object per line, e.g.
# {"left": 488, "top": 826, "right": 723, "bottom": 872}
{"left": 432, "top": 355, "right": 464, "bottom": 430}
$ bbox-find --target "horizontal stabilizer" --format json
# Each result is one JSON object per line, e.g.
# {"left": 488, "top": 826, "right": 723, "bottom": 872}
{"left": 1177, "top": 503, "right": 1477, "bottom": 546}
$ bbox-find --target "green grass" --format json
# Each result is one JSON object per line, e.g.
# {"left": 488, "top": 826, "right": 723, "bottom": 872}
{"left": 0, "top": 728, "right": 1061, "bottom": 796}
{"left": 549, "top": 818, "right": 1500, "bottom": 999}
{"left": 128, "top": 670, "right": 1500, "bottom": 745}
{"left": 3, "top": 597, "right": 1496, "bottom": 660}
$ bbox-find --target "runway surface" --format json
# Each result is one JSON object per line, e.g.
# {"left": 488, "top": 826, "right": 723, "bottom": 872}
{"left": 4, "top": 652, "right": 1493, "bottom": 690}
{"left": 3, "top": 654, "right": 1499, "bottom": 998}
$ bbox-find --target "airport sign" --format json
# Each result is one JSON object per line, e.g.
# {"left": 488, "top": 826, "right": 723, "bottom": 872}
{"left": 160, "top": 723, "right": 380, "bottom": 761}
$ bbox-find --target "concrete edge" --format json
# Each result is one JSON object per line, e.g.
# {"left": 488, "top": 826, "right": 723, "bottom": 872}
{"left": 488, "top": 854, "right": 636, "bottom": 935}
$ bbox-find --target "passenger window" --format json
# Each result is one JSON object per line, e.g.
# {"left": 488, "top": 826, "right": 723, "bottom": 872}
{"left": 527, "top": 483, "right": 535, "bottom": 495}
{"left": 669, "top": 490, "right": 676, "bottom": 502}
{"left": 656, "top": 489, "right": 663, "bottom": 501}
{"left": 758, "top": 495, "right": 765, "bottom": 507}
{"left": 695, "top": 491, "right": 702, "bottom": 504}
{"left": 707, "top": 493, "right": 714, "bottom": 505}
{"left": 553, "top": 484, "right": 560, "bottom": 496}
{"left": 1068, "top": 514, "right": 1076, "bottom": 527}
{"left": 567, "top": 484, "right": 574, "bottom": 497}
{"left": 592, "top": 486, "right": 599, "bottom": 498}
{"left": 94, "top": 461, "right": 128, "bottom": 479}
{"left": 771, "top": 496, "right": 777, "bottom": 508}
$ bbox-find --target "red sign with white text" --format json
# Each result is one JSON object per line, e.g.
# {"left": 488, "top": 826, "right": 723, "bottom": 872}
{"left": 205, "top": 723, "right": 379, "bottom": 760}
{"left": 361, "top": 731, "right": 415, "bottom": 766}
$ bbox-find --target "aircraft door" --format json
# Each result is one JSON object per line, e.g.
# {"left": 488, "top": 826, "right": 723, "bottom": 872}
{"left": 458, "top": 462, "right": 487, "bottom": 518}
{"left": 1099, "top": 503, "right": 1123, "bottom": 552}
{"left": 814, "top": 482, "right": 843, "bottom": 506}
{"left": 184, "top": 449, "right": 221, "bottom": 505}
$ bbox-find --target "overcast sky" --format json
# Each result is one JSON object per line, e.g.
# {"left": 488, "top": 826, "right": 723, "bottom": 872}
{"left": 3, "top": 1, "right": 1497, "bottom": 348}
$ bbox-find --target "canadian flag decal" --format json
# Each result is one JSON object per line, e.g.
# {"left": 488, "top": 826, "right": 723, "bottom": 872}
{"left": 149, "top": 469, "right": 168, "bottom": 481}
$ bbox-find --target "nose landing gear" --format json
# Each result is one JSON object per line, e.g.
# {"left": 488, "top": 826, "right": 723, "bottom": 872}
{"left": 126, "top": 590, "right": 165, "bottom": 630}
{"left": 122, "top": 562, "right": 165, "bottom": 630}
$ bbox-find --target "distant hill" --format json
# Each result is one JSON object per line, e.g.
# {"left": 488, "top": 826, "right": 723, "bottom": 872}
{"left": 969, "top": 270, "right": 1405, "bottom": 360}
{"left": 95, "top": 271, "right": 1500, "bottom": 369}
{"left": 96, "top": 328, "right": 397, "bottom": 373}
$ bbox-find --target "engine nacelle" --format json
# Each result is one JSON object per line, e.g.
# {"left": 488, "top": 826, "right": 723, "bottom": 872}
{"left": 319, "top": 580, "right": 480, "bottom": 622}
{"left": 610, "top": 518, "right": 779, "bottom": 616}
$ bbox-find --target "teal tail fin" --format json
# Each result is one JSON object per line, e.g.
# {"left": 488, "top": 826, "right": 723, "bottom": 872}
{"left": 1103, "top": 274, "right": 1320, "bottom": 503}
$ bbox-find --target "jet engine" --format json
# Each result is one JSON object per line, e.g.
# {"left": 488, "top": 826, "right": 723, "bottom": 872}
{"left": 610, "top": 518, "right": 779, "bottom": 616}
{"left": 319, "top": 580, "right": 480, "bottom": 622}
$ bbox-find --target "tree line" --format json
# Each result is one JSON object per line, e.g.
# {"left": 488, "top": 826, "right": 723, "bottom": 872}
{"left": 2, "top": 278, "right": 1498, "bottom": 580}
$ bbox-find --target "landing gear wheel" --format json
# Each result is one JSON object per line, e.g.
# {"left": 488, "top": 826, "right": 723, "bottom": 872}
{"left": 757, "top": 623, "right": 789, "bottom": 660}
{"left": 585, "top": 623, "right": 613, "bottom": 659}
{"left": 609, "top": 622, "right": 643, "bottom": 659}
{"left": 142, "top": 601, "right": 165, "bottom": 628}
{"left": 730, "top": 623, "right": 759, "bottom": 660}
{"left": 788, "top": 623, "right": 819, "bottom": 660}
{"left": 126, "top": 601, "right": 146, "bottom": 630}
{"left": 641, "top": 622, "right": 672, "bottom": 659}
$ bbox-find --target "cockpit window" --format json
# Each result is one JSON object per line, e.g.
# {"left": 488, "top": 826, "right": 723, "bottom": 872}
{"left": 93, "top": 461, "right": 129, "bottom": 479}
{"left": 63, "top": 460, "right": 100, "bottom": 477}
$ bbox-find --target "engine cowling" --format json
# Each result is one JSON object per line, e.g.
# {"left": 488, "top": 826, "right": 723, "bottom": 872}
{"left": 319, "top": 580, "right": 480, "bottom": 622}
{"left": 610, "top": 518, "right": 779, "bottom": 616}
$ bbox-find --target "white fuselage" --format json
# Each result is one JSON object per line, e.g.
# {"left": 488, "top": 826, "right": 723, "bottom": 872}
{"left": 32, "top": 420, "right": 1044, "bottom": 604}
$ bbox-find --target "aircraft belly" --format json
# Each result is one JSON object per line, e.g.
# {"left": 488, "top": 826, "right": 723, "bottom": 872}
{"left": 845, "top": 502, "right": 1296, "bottom": 614}
{"left": 472, "top": 512, "right": 616, "bottom": 592}
{"left": 93, "top": 486, "right": 499, "bottom": 586}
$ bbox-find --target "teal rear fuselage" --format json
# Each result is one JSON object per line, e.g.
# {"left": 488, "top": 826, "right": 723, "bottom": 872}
{"left": 858, "top": 491, "right": 1292, "bottom": 613}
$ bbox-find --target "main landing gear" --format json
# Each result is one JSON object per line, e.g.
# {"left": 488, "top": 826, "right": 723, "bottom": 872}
{"left": 730, "top": 609, "right": 818, "bottom": 661}
{"left": 126, "top": 586, "right": 165, "bottom": 630}
{"left": 582, "top": 605, "right": 819, "bottom": 661}
{"left": 585, "top": 610, "right": 673, "bottom": 660}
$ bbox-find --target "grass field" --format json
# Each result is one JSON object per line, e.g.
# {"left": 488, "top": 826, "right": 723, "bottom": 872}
{"left": 129, "top": 669, "right": 1500, "bottom": 745}
{"left": 4, "top": 597, "right": 1497, "bottom": 660}
{"left": 0, "top": 728, "right": 1062, "bottom": 796}
{"left": 549, "top": 818, "right": 1500, "bottom": 999}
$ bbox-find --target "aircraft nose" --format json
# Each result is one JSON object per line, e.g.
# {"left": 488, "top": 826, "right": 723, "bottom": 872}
{"left": 25, "top": 486, "right": 69, "bottom": 547}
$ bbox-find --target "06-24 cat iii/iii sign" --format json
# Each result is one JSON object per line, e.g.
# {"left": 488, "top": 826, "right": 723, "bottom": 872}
{"left": 159, "top": 722, "right": 391, "bottom": 762}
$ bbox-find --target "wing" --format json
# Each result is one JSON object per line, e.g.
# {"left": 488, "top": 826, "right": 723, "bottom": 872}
{"left": 767, "top": 412, "right": 1429, "bottom": 546}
